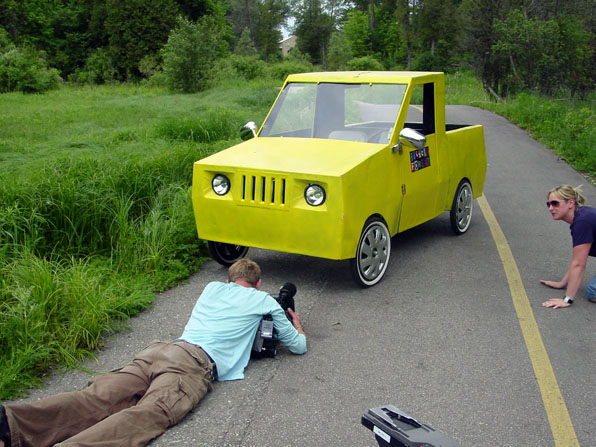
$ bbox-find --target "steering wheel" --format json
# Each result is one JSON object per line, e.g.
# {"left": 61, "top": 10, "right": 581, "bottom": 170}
{"left": 367, "top": 129, "right": 391, "bottom": 143}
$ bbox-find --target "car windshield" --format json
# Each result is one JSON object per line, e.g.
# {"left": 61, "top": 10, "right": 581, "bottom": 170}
{"left": 259, "top": 82, "right": 407, "bottom": 144}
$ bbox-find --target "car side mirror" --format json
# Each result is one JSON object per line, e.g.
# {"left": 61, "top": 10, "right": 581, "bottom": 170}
{"left": 240, "top": 121, "right": 258, "bottom": 141}
{"left": 392, "top": 127, "right": 427, "bottom": 153}
{"left": 399, "top": 128, "right": 426, "bottom": 149}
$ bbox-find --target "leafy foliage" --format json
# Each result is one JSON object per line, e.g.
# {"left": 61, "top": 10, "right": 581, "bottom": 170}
{"left": 83, "top": 47, "right": 116, "bottom": 84}
{"left": 0, "top": 46, "right": 61, "bottom": 93}
{"left": 347, "top": 55, "right": 384, "bottom": 71}
{"left": 294, "top": 0, "right": 334, "bottom": 65}
{"left": 0, "top": 0, "right": 594, "bottom": 98}
{"left": 460, "top": 0, "right": 595, "bottom": 98}
{"left": 162, "top": 15, "right": 229, "bottom": 93}
{"left": 104, "top": 0, "right": 180, "bottom": 79}
{"left": 343, "top": 10, "right": 371, "bottom": 58}
{"left": 326, "top": 31, "right": 352, "bottom": 70}
{"left": 254, "top": 0, "right": 289, "bottom": 62}
{"left": 235, "top": 27, "right": 258, "bottom": 56}
{"left": 492, "top": 10, "right": 593, "bottom": 96}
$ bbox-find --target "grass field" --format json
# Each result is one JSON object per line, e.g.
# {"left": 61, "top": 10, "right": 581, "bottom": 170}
{"left": 0, "top": 72, "right": 594, "bottom": 400}
{"left": 0, "top": 79, "right": 280, "bottom": 398}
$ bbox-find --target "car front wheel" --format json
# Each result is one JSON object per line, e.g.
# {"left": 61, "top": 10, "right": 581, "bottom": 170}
{"left": 350, "top": 217, "right": 391, "bottom": 288}
{"left": 208, "top": 241, "right": 249, "bottom": 266}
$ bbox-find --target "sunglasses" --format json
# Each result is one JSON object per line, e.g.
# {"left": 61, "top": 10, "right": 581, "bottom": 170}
{"left": 546, "top": 200, "right": 562, "bottom": 208}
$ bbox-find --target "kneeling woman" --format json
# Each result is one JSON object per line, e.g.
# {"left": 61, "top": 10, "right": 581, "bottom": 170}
{"left": 541, "top": 185, "right": 596, "bottom": 309}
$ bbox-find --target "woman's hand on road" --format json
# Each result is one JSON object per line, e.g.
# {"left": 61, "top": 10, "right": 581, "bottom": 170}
{"left": 542, "top": 298, "right": 571, "bottom": 309}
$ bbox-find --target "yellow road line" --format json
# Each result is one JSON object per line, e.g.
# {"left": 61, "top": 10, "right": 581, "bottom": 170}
{"left": 477, "top": 195, "right": 579, "bottom": 446}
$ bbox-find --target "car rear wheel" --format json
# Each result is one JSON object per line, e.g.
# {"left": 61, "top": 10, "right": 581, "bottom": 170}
{"left": 450, "top": 180, "right": 473, "bottom": 235}
{"left": 350, "top": 217, "right": 391, "bottom": 288}
{"left": 208, "top": 241, "right": 249, "bottom": 266}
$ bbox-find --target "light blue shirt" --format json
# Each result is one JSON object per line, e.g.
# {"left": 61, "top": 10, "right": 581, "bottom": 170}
{"left": 180, "top": 281, "right": 307, "bottom": 381}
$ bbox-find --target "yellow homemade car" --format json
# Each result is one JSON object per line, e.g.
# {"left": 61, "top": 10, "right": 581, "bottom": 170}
{"left": 192, "top": 71, "right": 486, "bottom": 287}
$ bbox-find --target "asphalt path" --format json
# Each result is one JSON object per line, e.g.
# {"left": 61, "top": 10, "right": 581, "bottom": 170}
{"left": 6, "top": 106, "right": 595, "bottom": 446}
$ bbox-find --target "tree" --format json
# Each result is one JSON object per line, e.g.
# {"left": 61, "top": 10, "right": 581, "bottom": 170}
{"left": 459, "top": 0, "right": 514, "bottom": 97}
{"left": 395, "top": 0, "right": 421, "bottom": 69}
{"left": 176, "top": 0, "right": 227, "bottom": 20}
{"left": 493, "top": 9, "right": 594, "bottom": 95}
{"left": 418, "top": 0, "right": 458, "bottom": 57}
{"left": 254, "top": 0, "right": 289, "bottom": 61}
{"left": 0, "top": 0, "right": 59, "bottom": 44}
{"left": 105, "top": 0, "right": 180, "bottom": 79}
{"left": 326, "top": 30, "right": 352, "bottom": 69}
{"left": 229, "top": 0, "right": 289, "bottom": 62}
{"left": 343, "top": 10, "right": 371, "bottom": 57}
{"left": 293, "top": 0, "right": 335, "bottom": 65}
{"left": 48, "top": 0, "right": 92, "bottom": 76}
{"left": 235, "top": 27, "right": 258, "bottom": 55}
{"left": 229, "top": 0, "right": 259, "bottom": 41}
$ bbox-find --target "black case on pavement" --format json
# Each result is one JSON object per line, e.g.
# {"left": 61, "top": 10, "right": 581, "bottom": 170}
{"left": 361, "top": 405, "right": 461, "bottom": 447}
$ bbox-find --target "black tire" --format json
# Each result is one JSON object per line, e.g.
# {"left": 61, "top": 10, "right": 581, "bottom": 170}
{"left": 208, "top": 241, "right": 249, "bottom": 267}
{"left": 350, "top": 217, "right": 391, "bottom": 288}
{"left": 450, "top": 180, "right": 473, "bottom": 235}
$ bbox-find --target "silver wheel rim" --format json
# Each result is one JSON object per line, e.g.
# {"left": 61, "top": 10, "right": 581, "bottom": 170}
{"left": 455, "top": 183, "right": 473, "bottom": 232}
{"left": 357, "top": 222, "right": 390, "bottom": 283}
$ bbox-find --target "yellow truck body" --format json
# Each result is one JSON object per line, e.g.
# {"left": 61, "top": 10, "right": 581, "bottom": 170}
{"left": 192, "top": 71, "right": 487, "bottom": 286}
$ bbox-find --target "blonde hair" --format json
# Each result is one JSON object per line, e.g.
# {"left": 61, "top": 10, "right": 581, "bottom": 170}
{"left": 548, "top": 184, "right": 586, "bottom": 208}
{"left": 228, "top": 258, "right": 261, "bottom": 286}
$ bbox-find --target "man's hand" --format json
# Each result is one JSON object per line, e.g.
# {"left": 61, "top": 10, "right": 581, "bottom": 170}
{"left": 540, "top": 279, "right": 566, "bottom": 289}
{"left": 287, "top": 308, "right": 305, "bottom": 334}
{"left": 542, "top": 298, "right": 572, "bottom": 309}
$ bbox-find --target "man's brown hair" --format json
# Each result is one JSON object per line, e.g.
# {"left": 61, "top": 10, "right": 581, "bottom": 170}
{"left": 228, "top": 258, "right": 261, "bottom": 286}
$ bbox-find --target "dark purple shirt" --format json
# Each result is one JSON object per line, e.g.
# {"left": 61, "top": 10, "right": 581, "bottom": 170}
{"left": 570, "top": 206, "right": 596, "bottom": 257}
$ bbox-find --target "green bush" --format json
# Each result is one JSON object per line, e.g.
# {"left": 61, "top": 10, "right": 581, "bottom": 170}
{"left": 326, "top": 32, "right": 352, "bottom": 71}
{"left": 0, "top": 46, "right": 62, "bottom": 93}
{"left": 162, "top": 16, "right": 229, "bottom": 93}
{"left": 84, "top": 48, "right": 117, "bottom": 84}
{"left": 347, "top": 56, "right": 384, "bottom": 71}
{"left": 265, "top": 59, "right": 315, "bottom": 81}
{"left": 229, "top": 55, "right": 267, "bottom": 80}
{"left": 411, "top": 46, "right": 453, "bottom": 72}
{"left": 210, "top": 55, "right": 267, "bottom": 85}
{"left": 138, "top": 53, "right": 162, "bottom": 79}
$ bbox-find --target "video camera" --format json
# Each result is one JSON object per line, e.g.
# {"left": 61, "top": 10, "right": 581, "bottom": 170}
{"left": 361, "top": 405, "right": 461, "bottom": 447}
{"left": 251, "top": 282, "right": 297, "bottom": 358}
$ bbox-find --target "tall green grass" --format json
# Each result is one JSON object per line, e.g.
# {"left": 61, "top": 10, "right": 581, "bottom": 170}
{"left": 445, "top": 71, "right": 491, "bottom": 105}
{"left": 480, "top": 92, "right": 596, "bottom": 177}
{"left": 445, "top": 71, "right": 596, "bottom": 178}
{"left": 0, "top": 80, "right": 281, "bottom": 399}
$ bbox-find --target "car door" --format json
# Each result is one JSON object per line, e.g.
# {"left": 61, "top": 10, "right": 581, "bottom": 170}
{"left": 397, "top": 82, "right": 442, "bottom": 232}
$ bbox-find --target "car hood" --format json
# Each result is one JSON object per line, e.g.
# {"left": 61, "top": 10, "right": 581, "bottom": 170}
{"left": 197, "top": 137, "right": 385, "bottom": 177}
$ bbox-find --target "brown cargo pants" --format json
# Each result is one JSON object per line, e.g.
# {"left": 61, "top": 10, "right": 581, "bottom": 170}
{"left": 5, "top": 341, "right": 213, "bottom": 447}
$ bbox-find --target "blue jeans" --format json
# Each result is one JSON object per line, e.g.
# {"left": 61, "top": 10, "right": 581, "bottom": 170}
{"left": 585, "top": 272, "right": 596, "bottom": 301}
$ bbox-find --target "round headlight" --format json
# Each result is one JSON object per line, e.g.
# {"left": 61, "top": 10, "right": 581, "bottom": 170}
{"left": 304, "top": 184, "right": 326, "bottom": 206}
{"left": 212, "top": 174, "right": 230, "bottom": 195}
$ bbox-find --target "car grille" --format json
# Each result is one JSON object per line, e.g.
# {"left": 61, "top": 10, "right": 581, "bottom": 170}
{"left": 240, "top": 174, "right": 287, "bottom": 207}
